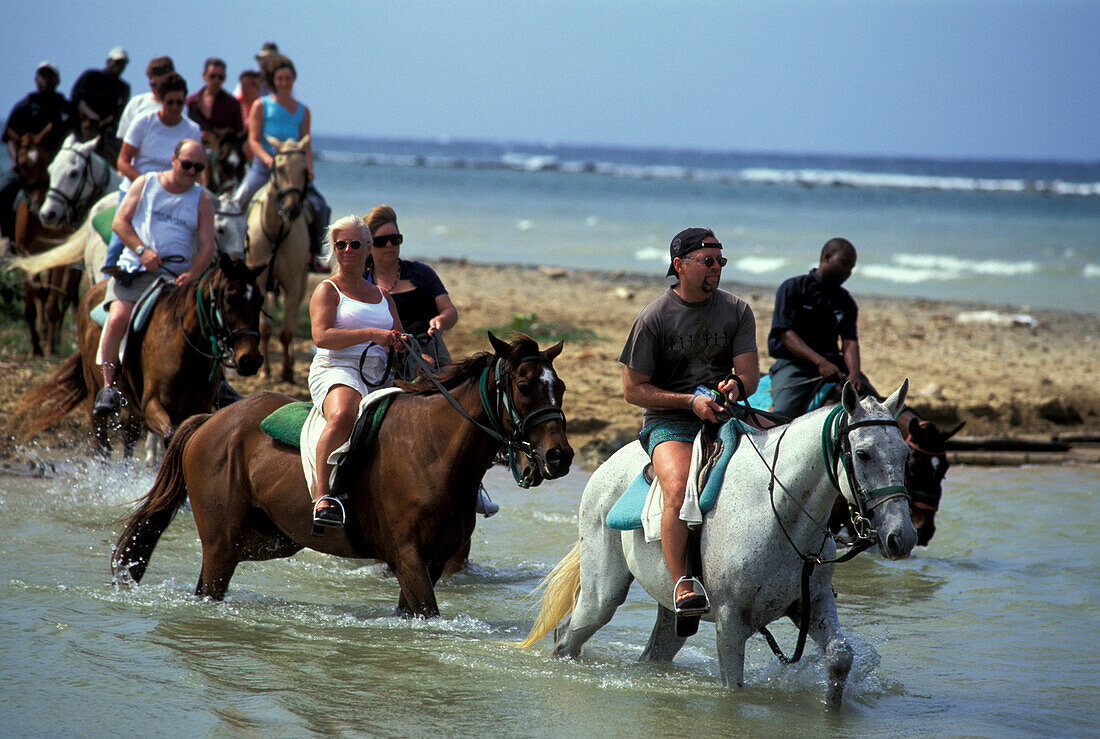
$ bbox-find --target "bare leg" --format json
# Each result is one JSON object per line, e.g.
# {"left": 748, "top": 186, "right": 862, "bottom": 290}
{"left": 314, "top": 385, "right": 361, "bottom": 510}
{"left": 652, "top": 440, "right": 694, "bottom": 602}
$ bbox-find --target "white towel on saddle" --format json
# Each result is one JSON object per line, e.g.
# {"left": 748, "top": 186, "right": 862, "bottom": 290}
{"left": 299, "top": 386, "right": 403, "bottom": 500}
{"left": 640, "top": 431, "right": 705, "bottom": 542}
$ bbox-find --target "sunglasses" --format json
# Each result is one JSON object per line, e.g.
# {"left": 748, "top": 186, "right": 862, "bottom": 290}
{"left": 372, "top": 233, "right": 403, "bottom": 247}
{"left": 163, "top": 98, "right": 185, "bottom": 107}
{"left": 178, "top": 159, "right": 206, "bottom": 173}
{"left": 334, "top": 240, "right": 362, "bottom": 251}
{"left": 688, "top": 255, "right": 727, "bottom": 268}
{"left": 207, "top": 73, "right": 226, "bottom": 80}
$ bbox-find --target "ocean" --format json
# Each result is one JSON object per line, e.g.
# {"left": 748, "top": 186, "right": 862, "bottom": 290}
{"left": 312, "top": 136, "right": 1100, "bottom": 315}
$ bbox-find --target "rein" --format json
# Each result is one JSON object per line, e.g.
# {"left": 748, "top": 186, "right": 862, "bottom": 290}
{"left": 46, "top": 144, "right": 111, "bottom": 226}
{"left": 176, "top": 266, "right": 261, "bottom": 377}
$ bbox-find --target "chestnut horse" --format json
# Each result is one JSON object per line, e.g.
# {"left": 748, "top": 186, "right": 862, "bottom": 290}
{"left": 201, "top": 128, "right": 247, "bottom": 195}
{"left": 112, "top": 334, "right": 574, "bottom": 616}
{"left": 17, "top": 254, "right": 267, "bottom": 456}
{"left": 245, "top": 135, "right": 310, "bottom": 383}
{"left": 6, "top": 124, "right": 82, "bottom": 356}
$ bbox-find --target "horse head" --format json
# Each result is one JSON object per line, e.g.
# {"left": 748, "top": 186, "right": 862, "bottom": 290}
{"left": 488, "top": 331, "right": 574, "bottom": 485}
{"left": 265, "top": 135, "right": 309, "bottom": 222}
{"left": 203, "top": 128, "right": 247, "bottom": 194}
{"left": 213, "top": 193, "right": 247, "bottom": 259}
{"left": 904, "top": 417, "right": 965, "bottom": 545}
{"left": 216, "top": 253, "right": 267, "bottom": 376}
{"left": 39, "top": 133, "right": 103, "bottom": 228}
{"left": 9, "top": 124, "right": 54, "bottom": 208}
{"left": 837, "top": 379, "right": 918, "bottom": 560}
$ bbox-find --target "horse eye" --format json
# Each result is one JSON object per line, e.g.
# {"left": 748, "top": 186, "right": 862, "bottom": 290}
{"left": 855, "top": 449, "right": 871, "bottom": 462}
{"left": 516, "top": 382, "right": 532, "bottom": 395}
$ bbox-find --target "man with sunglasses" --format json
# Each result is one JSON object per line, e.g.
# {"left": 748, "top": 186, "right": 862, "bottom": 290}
{"left": 93, "top": 138, "right": 216, "bottom": 416}
{"left": 186, "top": 58, "right": 245, "bottom": 144}
{"left": 619, "top": 227, "right": 759, "bottom": 616}
{"left": 103, "top": 73, "right": 201, "bottom": 277}
{"left": 116, "top": 56, "right": 175, "bottom": 143}
{"left": 767, "top": 237, "right": 875, "bottom": 418}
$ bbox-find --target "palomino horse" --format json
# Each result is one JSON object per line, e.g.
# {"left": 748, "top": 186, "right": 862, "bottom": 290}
{"left": 6, "top": 124, "right": 82, "bottom": 355}
{"left": 245, "top": 135, "right": 311, "bottom": 383}
{"left": 37, "top": 133, "right": 119, "bottom": 232}
{"left": 521, "top": 381, "right": 916, "bottom": 709}
{"left": 16, "top": 254, "right": 267, "bottom": 456}
{"left": 201, "top": 128, "right": 247, "bottom": 195}
{"left": 112, "top": 334, "right": 574, "bottom": 616}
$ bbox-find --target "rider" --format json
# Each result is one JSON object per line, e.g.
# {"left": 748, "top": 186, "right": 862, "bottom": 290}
{"left": 101, "top": 73, "right": 202, "bottom": 277}
{"left": 93, "top": 139, "right": 215, "bottom": 416}
{"left": 185, "top": 58, "right": 245, "bottom": 144}
{"left": 115, "top": 56, "right": 175, "bottom": 144}
{"left": 1, "top": 62, "right": 73, "bottom": 239}
{"left": 70, "top": 47, "right": 131, "bottom": 160}
{"left": 620, "top": 227, "right": 759, "bottom": 615}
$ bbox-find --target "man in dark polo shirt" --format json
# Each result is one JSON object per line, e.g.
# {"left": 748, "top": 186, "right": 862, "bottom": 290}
{"left": 768, "top": 237, "right": 875, "bottom": 418}
{"left": 186, "top": 58, "right": 245, "bottom": 141}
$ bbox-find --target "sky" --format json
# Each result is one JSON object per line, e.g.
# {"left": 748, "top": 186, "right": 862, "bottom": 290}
{"left": 2, "top": 0, "right": 1097, "bottom": 162}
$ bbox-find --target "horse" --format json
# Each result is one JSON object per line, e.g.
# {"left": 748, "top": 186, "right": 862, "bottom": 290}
{"left": 6, "top": 124, "right": 82, "bottom": 356}
{"left": 245, "top": 135, "right": 311, "bottom": 384}
{"left": 111, "top": 333, "right": 574, "bottom": 616}
{"left": 201, "top": 128, "right": 247, "bottom": 195}
{"left": 520, "top": 381, "right": 916, "bottom": 709}
{"left": 16, "top": 253, "right": 267, "bottom": 457}
{"left": 36, "top": 133, "right": 119, "bottom": 232}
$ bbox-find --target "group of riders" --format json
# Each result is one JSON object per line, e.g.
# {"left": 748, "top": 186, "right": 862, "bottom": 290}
{"left": 5, "top": 45, "right": 913, "bottom": 621}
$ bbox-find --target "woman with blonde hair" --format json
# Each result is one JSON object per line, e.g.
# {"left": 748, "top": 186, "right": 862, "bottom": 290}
{"left": 306, "top": 214, "right": 404, "bottom": 529}
{"left": 363, "top": 205, "right": 458, "bottom": 372}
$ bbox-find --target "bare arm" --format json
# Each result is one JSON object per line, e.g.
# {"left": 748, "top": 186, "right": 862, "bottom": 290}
{"left": 112, "top": 175, "right": 162, "bottom": 271}
{"left": 778, "top": 329, "right": 844, "bottom": 382}
{"left": 246, "top": 100, "right": 272, "bottom": 168}
{"left": 718, "top": 351, "right": 760, "bottom": 403}
{"left": 428, "top": 294, "right": 458, "bottom": 334}
{"left": 309, "top": 283, "right": 403, "bottom": 350}
{"left": 623, "top": 365, "right": 724, "bottom": 423}
{"left": 116, "top": 142, "right": 140, "bottom": 182}
{"left": 841, "top": 338, "right": 863, "bottom": 391}
{"left": 176, "top": 191, "right": 215, "bottom": 285}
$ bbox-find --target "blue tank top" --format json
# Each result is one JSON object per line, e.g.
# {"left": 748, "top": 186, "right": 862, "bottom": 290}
{"left": 259, "top": 95, "right": 305, "bottom": 154}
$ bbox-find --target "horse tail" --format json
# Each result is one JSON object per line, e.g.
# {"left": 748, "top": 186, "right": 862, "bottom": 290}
{"left": 14, "top": 350, "right": 87, "bottom": 441}
{"left": 518, "top": 541, "right": 582, "bottom": 648}
{"left": 8, "top": 217, "right": 93, "bottom": 276}
{"left": 111, "top": 413, "right": 211, "bottom": 583}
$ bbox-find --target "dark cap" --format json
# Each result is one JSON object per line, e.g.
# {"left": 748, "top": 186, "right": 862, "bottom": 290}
{"left": 666, "top": 227, "right": 719, "bottom": 277}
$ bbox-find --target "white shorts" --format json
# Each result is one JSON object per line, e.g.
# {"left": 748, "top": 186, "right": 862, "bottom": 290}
{"left": 307, "top": 352, "right": 391, "bottom": 413}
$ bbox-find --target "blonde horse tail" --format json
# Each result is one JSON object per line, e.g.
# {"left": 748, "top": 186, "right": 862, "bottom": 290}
{"left": 111, "top": 413, "right": 211, "bottom": 584}
{"left": 14, "top": 350, "right": 87, "bottom": 441}
{"left": 518, "top": 540, "right": 582, "bottom": 648}
{"left": 8, "top": 219, "right": 91, "bottom": 276}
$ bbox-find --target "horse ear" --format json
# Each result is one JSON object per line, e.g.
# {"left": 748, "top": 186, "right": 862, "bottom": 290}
{"left": 219, "top": 252, "right": 235, "bottom": 274}
{"left": 543, "top": 340, "right": 564, "bottom": 362}
{"left": 882, "top": 378, "right": 909, "bottom": 417}
{"left": 488, "top": 331, "right": 511, "bottom": 358}
{"left": 841, "top": 381, "right": 860, "bottom": 414}
{"left": 944, "top": 420, "right": 966, "bottom": 440}
{"left": 5, "top": 127, "right": 18, "bottom": 143}
{"left": 907, "top": 417, "right": 923, "bottom": 441}
{"left": 265, "top": 135, "right": 282, "bottom": 150}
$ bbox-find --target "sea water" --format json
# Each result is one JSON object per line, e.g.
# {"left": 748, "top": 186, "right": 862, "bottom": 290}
{"left": 312, "top": 136, "right": 1100, "bottom": 315}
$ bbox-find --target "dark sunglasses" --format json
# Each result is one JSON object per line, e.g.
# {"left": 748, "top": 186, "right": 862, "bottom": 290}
{"left": 163, "top": 98, "right": 185, "bottom": 107}
{"left": 207, "top": 73, "right": 226, "bottom": 80}
{"left": 689, "top": 255, "right": 727, "bottom": 268}
{"left": 334, "top": 240, "right": 362, "bottom": 251}
{"left": 178, "top": 159, "right": 205, "bottom": 173}
{"left": 372, "top": 233, "right": 403, "bottom": 247}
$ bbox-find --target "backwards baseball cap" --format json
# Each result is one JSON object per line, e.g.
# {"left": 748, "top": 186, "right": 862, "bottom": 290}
{"left": 108, "top": 47, "right": 129, "bottom": 61}
{"left": 666, "top": 227, "right": 719, "bottom": 277}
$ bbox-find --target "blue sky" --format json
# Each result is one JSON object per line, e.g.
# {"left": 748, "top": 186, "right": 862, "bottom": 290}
{"left": 3, "top": 0, "right": 1097, "bottom": 161}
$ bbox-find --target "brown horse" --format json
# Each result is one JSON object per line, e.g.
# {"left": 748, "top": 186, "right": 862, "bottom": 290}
{"left": 200, "top": 128, "right": 247, "bottom": 195}
{"left": 245, "top": 135, "right": 310, "bottom": 383}
{"left": 7, "top": 124, "right": 82, "bottom": 356}
{"left": 17, "top": 254, "right": 267, "bottom": 456}
{"left": 112, "top": 333, "right": 574, "bottom": 616}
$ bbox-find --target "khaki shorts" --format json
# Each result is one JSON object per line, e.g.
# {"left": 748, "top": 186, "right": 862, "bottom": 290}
{"left": 104, "top": 271, "right": 161, "bottom": 305}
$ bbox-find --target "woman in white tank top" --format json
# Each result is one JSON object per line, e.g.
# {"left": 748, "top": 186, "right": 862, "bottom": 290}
{"left": 307, "top": 215, "right": 405, "bottom": 529}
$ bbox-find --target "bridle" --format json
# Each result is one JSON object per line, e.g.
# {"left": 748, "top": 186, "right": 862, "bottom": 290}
{"left": 269, "top": 147, "right": 307, "bottom": 204}
{"left": 904, "top": 423, "right": 947, "bottom": 513}
{"left": 45, "top": 142, "right": 111, "bottom": 226}
{"left": 178, "top": 267, "right": 261, "bottom": 378}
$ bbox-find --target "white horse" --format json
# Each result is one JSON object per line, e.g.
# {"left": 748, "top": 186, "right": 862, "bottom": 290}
{"left": 521, "top": 381, "right": 917, "bottom": 709}
{"left": 37, "top": 133, "right": 119, "bottom": 232}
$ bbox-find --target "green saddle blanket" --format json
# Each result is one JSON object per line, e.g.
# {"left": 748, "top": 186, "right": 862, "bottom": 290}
{"left": 92, "top": 205, "right": 116, "bottom": 245}
{"left": 260, "top": 396, "right": 396, "bottom": 450}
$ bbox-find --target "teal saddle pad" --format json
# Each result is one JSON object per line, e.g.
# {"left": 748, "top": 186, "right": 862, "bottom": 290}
{"left": 606, "top": 418, "right": 758, "bottom": 531}
{"left": 260, "top": 401, "right": 314, "bottom": 447}
{"left": 747, "top": 373, "right": 835, "bottom": 415}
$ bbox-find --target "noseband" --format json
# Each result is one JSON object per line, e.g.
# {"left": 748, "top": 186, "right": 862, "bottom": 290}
{"left": 179, "top": 268, "right": 261, "bottom": 378}
{"left": 269, "top": 148, "right": 308, "bottom": 203}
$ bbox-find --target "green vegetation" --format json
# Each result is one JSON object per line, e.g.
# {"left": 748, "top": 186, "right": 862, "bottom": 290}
{"left": 490, "top": 312, "right": 598, "bottom": 343}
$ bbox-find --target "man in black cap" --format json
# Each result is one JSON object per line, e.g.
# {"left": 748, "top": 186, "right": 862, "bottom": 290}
{"left": 70, "top": 47, "right": 131, "bottom": 159}
{"left": 619, "top": 227, "right": 759, "bottom": 615}
{"left": 1, "top": 62, "right": 73, "bottom": 238}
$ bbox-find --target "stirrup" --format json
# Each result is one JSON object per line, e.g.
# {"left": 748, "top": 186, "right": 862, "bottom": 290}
{"left": 673, "top": 576, "right": 710, "bottom": 617}
{"left": 311, "top": 495, "right": 345, "bottom": 537}
{"left": 475, "top": 484, "right": 499, "bottom": 518}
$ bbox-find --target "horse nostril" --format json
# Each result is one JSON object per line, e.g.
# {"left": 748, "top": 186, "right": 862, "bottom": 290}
{"left": 545, "top": 448, "right": 562, "bottom": 466}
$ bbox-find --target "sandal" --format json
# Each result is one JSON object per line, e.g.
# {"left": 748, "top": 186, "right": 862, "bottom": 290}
{"left": 311, "top": 495, "right": 345, "bottom": 536}
{"left": 674, "top": 577, "right": 710, "bottom": 616}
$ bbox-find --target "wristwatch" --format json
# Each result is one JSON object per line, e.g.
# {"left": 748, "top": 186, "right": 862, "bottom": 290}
{"left": 134, "top": 245, "right": 146, "bottom": 256}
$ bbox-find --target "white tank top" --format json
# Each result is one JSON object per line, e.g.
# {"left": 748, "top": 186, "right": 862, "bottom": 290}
{"left": 314, "top": 280, "right": 393, "bottom": 361}
{"left": 117, "top": 174, "right": 202, "bottom": 274}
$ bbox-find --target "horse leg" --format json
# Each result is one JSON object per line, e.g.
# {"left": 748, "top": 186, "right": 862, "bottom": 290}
{"left": 552, "top": 537, "right": 633, "bottom": 659}
{"left": 800, "top": 578, "right": 853, "bottom": 709}
{"left": 280, "top": 272, "right": 305, "bottom": 384}
{"left": 23, "top": 280, "right": 43, "bottom": 357}
{"left": 712, "top": 602, "right": 750, "bottom": 689}
{"left": 639, "top": 604, "right": 690, "bottom": 662}
{"left": 195, "top": 545, "right": 240, "bottom": 600}
{"left": 143, "top": 398, "right": 175, "bottom": 449}
{"left": 259, "top": 311, "right": 273, "bottom": 380}
{"left": 393, "top": 549, "right": 440, "bottom": 618}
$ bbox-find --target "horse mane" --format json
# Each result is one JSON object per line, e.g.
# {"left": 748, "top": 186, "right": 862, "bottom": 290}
{"left": 398, "top": 334, "right": 543, "bottom": 396}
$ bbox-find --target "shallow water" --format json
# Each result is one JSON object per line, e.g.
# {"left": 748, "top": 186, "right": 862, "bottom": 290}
{"left": 1, "top": 458, "right": 1097, "bottom": 736}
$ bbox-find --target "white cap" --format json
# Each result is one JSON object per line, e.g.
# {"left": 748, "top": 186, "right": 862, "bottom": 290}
{"left": 108, "top": 47, "right": 129, "bottom": 61}
{"left": 36, "top": 61, "right": 60, "bottom": 77}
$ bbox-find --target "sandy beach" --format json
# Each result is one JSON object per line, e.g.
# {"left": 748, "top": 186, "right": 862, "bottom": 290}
{"left": 3, "top": 259, "right": 1096, "bottom": 466}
